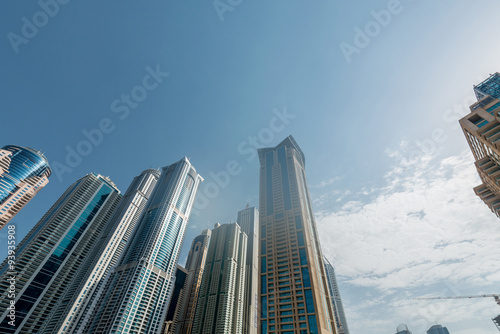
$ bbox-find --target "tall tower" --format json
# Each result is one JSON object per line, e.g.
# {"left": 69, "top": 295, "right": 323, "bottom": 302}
{"left": 0, "top": 145, "right": 52, "bottom": 229}
{"left": 192, "top": 223, "right": 247, "bottom": 334}
{"left": 175, "top": 229, "right": 212, "bottom": 334}
{"left": 50, "top": 169, "right": 161, "bottom": 334}
{"left": 237, "top": 206, "right": 259, "bottom": 334}
{"left": 426, "top": 325, "right": 450, "bottom": 334}
{"left": 0, "top": 173, "right": 122, "bottom": 334}
{"left": 323, "top": 257, "right": 350, "bottom": 334}
{"left": 87, "top": 157, "right": 202, "bottom": 334}
{"left": 396, "top": 324, "right": 412, "bottom": 334}
{"left": 258, "top": 135, "right": 337, "bottom": 334}
{"left": 460, "top": 73, "right": 500, "bottom": 217}
{"left": 163, "top": 265, "right": 189, "bottom": 334}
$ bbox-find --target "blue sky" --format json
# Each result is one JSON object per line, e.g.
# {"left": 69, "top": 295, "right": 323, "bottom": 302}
{"left": 2, "top": 0, "right": 500, "bottom": 333}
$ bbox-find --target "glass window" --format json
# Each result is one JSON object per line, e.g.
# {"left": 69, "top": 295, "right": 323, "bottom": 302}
{"left": 299, "top": 248, "right": 307, "bottom": 266}
{"left": 278, "top": 146, "right": 292, "bottom": 210}
{"left": 266, "top": 151, "right": 274, "bottom": 215}
{"left": 297, "top": 231, "right": 304, "bottom": 247}
{"left": 301, "top": 267, "right": 311, "bottom": 288}
{"left": 295, "top": 216, "right": 302, "bottom": 230}
{"left": 308, "top": 315, "right": 318, "bottom": 334}
{"left": 305, "top": 290, "right": 315, "bottom": 313}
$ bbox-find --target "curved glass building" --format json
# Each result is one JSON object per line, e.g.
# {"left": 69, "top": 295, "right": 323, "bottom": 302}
{"left": 0, "top": 145, "right": 52, "bottom": 229}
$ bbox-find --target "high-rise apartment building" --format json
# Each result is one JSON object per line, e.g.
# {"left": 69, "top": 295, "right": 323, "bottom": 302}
{"left": 258, "top": 136, "right": 337, "bottom": 334}
{"left": 237, "top": 206, "right": 259, "bottom": 334}
{"left": 323, "top": 257, "right": 349, "bottom": 334}
{"left": 460, "top": 73, "right": 500, "bottom": 217}
{"left": 0, "top": 145, "right": 52, "bottom": 229}
{"left": 87, "top": 157, "right": 202, "bottom": 334}
{"left": 0, "top": 173, "right": 122, "bottom": 333}
{"left": 396, "top": 324, "right": 412, "bottom": 334}
{"left": 51, "top": 169, "right": 160, "bottom": 334}
{"left": 426, "top": 324, "right": 450, "bottom": 334}
{"left": 175, "top": 229, "right": 212, "bottom": 334}
{"left": 192, "top": 223, "right": 247, "bottom": 334}
{"left": 163, "top": 265, "right": 189, "bottom": 334}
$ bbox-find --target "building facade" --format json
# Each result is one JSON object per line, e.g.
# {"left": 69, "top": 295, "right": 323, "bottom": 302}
{"left": 0, "top": 173, "right": 122, "bottom": 333}
{"left": 163, "top": 265, "right": 189, "bottom": 334}
{"left": 0, "top": 145, "right": 52, "bottom": 229}
{"left": 427, "top": 324, "right": 450, "bottom": 334}
{"left": 237, "top": 206, "right": 259, "bottom": 334}
{"left": 86, "top": 157, "right": 202, "bottom": 334}
{"left": 460, "top": 72, "right": 500, "bottom": 217}
{"left": 192, "top": 223, "right": 247, "bottom": 334}
{"left": 175, "top": 229, "right": 212, "bottom": 334}
{"left": 323, "top": 257, "right": 349, "bottom": 334}
{"left": 51, "top": 169, "right": 160, "bottom": 334}
{"left": 258, "top": 136, "right": 337, "bottom": 334}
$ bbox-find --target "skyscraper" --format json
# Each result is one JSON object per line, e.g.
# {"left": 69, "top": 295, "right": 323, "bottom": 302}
{"left": 258, "top": 135, "right": 337, "bottom": 334}
{"left": 427, "top": 324, "right": 450, "bottom": 334}
{"left": 237, "top": 206, "right": 259, "bottom": 334}
{"left": 0, "top": 173, "right": 122, "bottom": 334}
{"left": 460, "top": 73, "right": 500, "bottom": 217}
{"left": 87, "top": 157, "right": 202, "bottom": 334}
{"left": 396, "top": 324, "right": 412, "bottom": 334}
{"left": 323, "top": 257, "right": 350, "bottom": 334}
{"left": 51, "top": 168, "right": 160, "bottom": 334}
{"left": 175, "top": 229, "right": 212, "bottom": 334}
{"left": 163, "top": 265, "right": 189, "bottom": 334}
{"left": 192, "top": 222, "right": 247, "bottom": 334}
{"left": 0, "top": 145, "right": 52, "bottom": 230}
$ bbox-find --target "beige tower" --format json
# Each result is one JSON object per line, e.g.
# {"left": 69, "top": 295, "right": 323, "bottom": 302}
{"left": 258, "top": 136, "right": 338, "bottom": 334}
{"left": 460, "top": 73, "right": 500, "bottom": 217}
{"left": 176, "top": 229, "right": 212, "bottom": 334}
{"left": 192, "top": 223, "right": 247, "bottom": 334}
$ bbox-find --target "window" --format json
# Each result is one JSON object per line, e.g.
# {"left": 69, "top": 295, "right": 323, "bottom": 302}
{"left": 305, "top": 290, "right": 315, "bottom": 313}
{"left": 308, "top": 315, "right": 318, "bottom": 333}
{"left": 299, "top": 248, "right": 307, "bottom": 265}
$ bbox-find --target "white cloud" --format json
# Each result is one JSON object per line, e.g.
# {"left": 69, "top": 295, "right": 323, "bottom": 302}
{"left": 312, "top": 176, "right": 342, "bottom": 188}
{"left": 315, "top": 147, "right": 500, "bottom": 334}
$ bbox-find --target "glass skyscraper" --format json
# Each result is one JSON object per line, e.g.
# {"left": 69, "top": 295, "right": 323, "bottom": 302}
{"left": 323, "top": 257, "right": 349, "bottom": 334}
{"left": 0, "top": 145, "right": 52, "bottom": 229}
{"left": 87, "top": 157, "right": 202, "bottom": 334}
{"left": 427, "top": 325, "right": 450, "bottom": 334}
{"left": 0, "top": 173, "right": 122, "bottom": 333}
{"left": 258, "top": 136, "right": 337, "bottom": 334}
{"left": 192, "top": 222, "right": 247, "bottom": 334}
{"left": 238, "top": 206, "right": 259, "bottom": 334}
{"left": 175, "top": 229, "right": 211, "bottom": 334}
{"left": 51, "top": 168, "right": 161, "bottom": 334}
{"left": 163, "top": 265, "right": 189, "bottom": 334}
{"left": 396, "top": 324, "right": 412, "bottom": 334}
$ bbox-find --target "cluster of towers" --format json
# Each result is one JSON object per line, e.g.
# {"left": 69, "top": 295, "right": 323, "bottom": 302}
{"left": 0, "top": 136, "right": 350, "bottom": 334}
